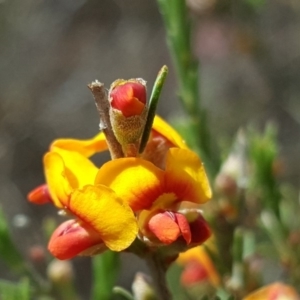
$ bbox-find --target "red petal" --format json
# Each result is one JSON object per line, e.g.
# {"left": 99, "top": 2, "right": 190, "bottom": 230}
{"left": 48, "top": 220, "right": 103, "bottom": 260}
{"left": 175, "top": 213, "right": 191, "bottom": 244}
{"left": 181, "top": 260, "right": 209, "bottom": 286}
{"left": 148, "top": 212, "right": 180, "bottom": 244}
{"left": 189, "top": 214, "right": 211, "bottom": 245}
{"left": 110, "top": 82, "right": 146, "bottom": 117}
{"left": 27, "top": 184, "right": 52, "bottom": 205}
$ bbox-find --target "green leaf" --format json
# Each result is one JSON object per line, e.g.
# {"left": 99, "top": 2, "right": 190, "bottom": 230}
{"left": 139, "top": 65, "right": 168, "bottom": 154}
{"left": 91, "top": 251, "right": 120, "bottom": 300}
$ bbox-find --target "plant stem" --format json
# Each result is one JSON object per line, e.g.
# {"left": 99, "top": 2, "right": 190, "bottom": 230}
{"left": 156, "top": 0, "right": 219, "bottom": 176}
{"left": 145, "top": 253, "right": 172, "bottom": 300}
{"left": 88, "top": 81, "right": 124, "bottom": 159}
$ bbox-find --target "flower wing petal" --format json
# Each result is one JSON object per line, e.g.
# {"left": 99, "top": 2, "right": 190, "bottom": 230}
{"left": 69, "top": 185, "right": 138, "bottom": 251}
{"left": 95, "top": 158, "right": 165, "bottom": 211}
{"left": 165, "top": 148, "right": 212, "bottom": 204}
{"left": 50, "top": 132, "right": 107, "bottom": 157}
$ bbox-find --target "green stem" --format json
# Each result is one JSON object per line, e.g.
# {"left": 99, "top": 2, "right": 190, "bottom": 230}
{"left": 156, "top": 0, "right": 218, "bottom": 176}
{"left": 145, "top": 253, "right": 172, "bottom": 300}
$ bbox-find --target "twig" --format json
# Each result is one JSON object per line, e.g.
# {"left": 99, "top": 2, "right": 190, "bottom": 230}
{"left": 88, "top": 81, "right": 124, "bottom": 159}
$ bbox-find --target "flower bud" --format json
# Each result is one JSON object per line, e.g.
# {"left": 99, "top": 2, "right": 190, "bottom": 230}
{"left": 27, "top": 184, "right": 52, "bottom": 204}
{"left": 109, "top": 79, "right": 148, "bottom": 156}
{"left": 47, "top": 259, "right": 74, "bottom": 284}
{"left": 48, "top": 219, "right": 105, "bottom": 260}
{"left": 132, "top": 272, "right": 156, "bottom": 300}
{"left": 110, "top": 80, "right": 146, "bottom": 118}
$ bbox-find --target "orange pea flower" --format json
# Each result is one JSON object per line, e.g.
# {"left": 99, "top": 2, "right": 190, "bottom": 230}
{"left": 94, "top": 146, "right": 211, "bottom": 246}
{"left": 28, "top": 116, "right": 211, "bottom": 259}
{"left": 242, "top": 282, "right": 300, "bottom": 300}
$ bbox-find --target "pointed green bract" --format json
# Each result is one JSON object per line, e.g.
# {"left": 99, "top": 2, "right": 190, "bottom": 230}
{"left": 139, "top": 65, "right": 168, "bottom": 153}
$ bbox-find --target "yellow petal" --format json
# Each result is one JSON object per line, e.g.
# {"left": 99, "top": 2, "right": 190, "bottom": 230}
{"left": 44, "top": 149, "right": 98, "bottom": 208}
{"left": 69, "top": 185, "right": 138, "bottom": 251}
{"left": 52, "top": 147, "right": 98, "bottom": 190}
{"left": 165, "top": 148, "right": 212, "bottom": 204}
{"left": 50, "top": 132, "right": 107, "bottom": 157}
{"left": 153, "top": 115, "right": 188, "bottom": 149}
{"left": 44, "top": 152, "right": 72, "bottom": 208}
{"left": 95, "top": 158, "right": 165, "bottom": 211}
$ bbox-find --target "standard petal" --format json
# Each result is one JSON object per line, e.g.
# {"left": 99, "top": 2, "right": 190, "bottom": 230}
{"left": 50, "top": 132, "right": 107, "bottom": 157}
{"left": 48, "top": 219, "right": 104, "bottom": 260}
{"left": 95, "top": 158, "right": 165, "bottom": 211}
{"left": 165, "top": 148, "right": 212, "bottom": 205}
{"left": 152, "top": 116, "right": 188, "bottom": 149}
{"left": 68, "top": 185, "right": 138, "bottom": 251}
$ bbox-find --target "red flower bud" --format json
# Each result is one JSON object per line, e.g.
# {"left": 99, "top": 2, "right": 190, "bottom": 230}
{"left": 27, "top": 184, "right": 52, "bottom": 205}
{"left": 110, "top": 80, "right": 146, "bottom": 117}
{"left": 48, "top": 220, "right": 104, "bottom": 260}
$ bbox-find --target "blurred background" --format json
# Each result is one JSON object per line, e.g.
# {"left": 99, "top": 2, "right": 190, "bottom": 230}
{"left": 0, "top": 0, "right": 300, "bottom": 298}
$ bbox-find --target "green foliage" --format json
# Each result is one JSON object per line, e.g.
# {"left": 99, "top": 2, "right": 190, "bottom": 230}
{"left": 249, "top": 124, "right": 281, "bottom": 218}
{"left": 0, "top": 206, "right": 25, "bottom": 273}
{"left": 0, "top": 278, "right": 31, "bottom": 300}
{"left": 91, "top": 251, "right": 120, "bottom": 300}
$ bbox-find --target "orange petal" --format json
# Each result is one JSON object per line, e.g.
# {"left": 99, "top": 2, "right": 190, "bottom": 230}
{"left": 148, "top": 212, "right": 181, "bottom": 244}
{"left": 68, "top": 185, "right": 138, "bottom": 251}
{"left": 48, "top": 219, "right": 104, "bottom": 260}
{"left": 176, "top": 213, "right": 191, "bottom": 244}
{"left": 152, "top": 115, "right": 188, "bottom": 149}
{"left": 95, "top": 158, "right": 165, "bottom": 211}
{"left": 27, "top": 184, "right": 52, "bottom": 205}
{"left": 50, "top": 132, "right": 107, "bottom": 157}
{"left": 164, "top": 148, "right": 212, "bottom": 205}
